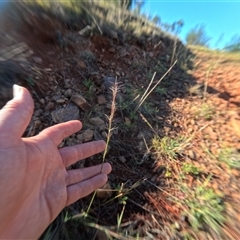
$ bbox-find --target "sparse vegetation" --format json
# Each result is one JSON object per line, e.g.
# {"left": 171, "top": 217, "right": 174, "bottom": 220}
{"left": 155, "top": 86, "right": 167, "bottom": 95}
{"left": 188, "top": 84, "right": 202, "bottom": 96}
{"left": 186, "top": 24, "right": 211, "bottom": 47}
{"left": 80, "top": 50, "right": 96, "bottom": 61}
{"left": 152, "top": 135, "right": 188, "bottom": 161}
{"left": 181, "top": 181, "right": 225, "bottom": 233}
{"left": 181, "top": 162, "right": 201, "bottom": 176}
{"left": 193, "top": 103, "right": 215, "bottom": 120}
{"left": 82, "top": 79, "right": 95, "bottom": 99}
{"left": 1, "top": 0, "right": 240, "bottom": 239}
{"left": 189, "top": 44, "right": 240, "bottom": 63}
{"left": 224, "top": 34, "right": 240, "bottom": 52}
{"left": 218, "top": 148, "right": 240, "bottom": 169}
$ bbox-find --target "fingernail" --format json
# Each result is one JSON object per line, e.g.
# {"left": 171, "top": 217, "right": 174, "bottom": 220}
{"left": 13, "top": 84, "right": 23, "bottom": 98}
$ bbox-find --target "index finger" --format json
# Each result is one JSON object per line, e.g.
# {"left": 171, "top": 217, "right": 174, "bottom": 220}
{"left": 59, "top": 140, "right": 106, "bottom": 167}
{"left": 40, "top": 120, "right": 82, "bottom": 146}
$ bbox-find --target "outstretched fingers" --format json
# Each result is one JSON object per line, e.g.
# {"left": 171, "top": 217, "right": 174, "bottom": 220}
{"left": 59, "top": 140, "right": 106, "bottom": 167}
{"left": 66, "top": 163, "right": 112, "bottom": 186}
{"left": 40, "top": 120, "right": 82, "bottom": 146}
{"left": 66, "top": 173, "right": 108, "bottom": 206}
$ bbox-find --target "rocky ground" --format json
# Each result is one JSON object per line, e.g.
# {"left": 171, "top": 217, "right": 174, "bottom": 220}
{"left": 0, "top": 2, "right": 240, "bottom": 240}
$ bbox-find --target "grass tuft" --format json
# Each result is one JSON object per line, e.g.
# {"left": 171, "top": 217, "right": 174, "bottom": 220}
{"left": 218, "top": 148, "right": 240, "bottom": 169}
{"left": 181, "top": 162, "right": 201, "bottom": 176}
{"left": 180, "top": 178, "right": 225, "bottom": 235}
{"left": 188, "top": 84, "right": 202, "bottom": 96}
{"left": 155, "top": 86, "right": 167, "bottom": 95}
{"left": 193, "top": 103, "right": 215, "bottom": 120}
{"left": 152, "top": 135, "right": 188, "bottom": 161}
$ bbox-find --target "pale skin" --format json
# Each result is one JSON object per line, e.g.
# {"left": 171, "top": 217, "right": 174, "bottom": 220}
{"left": 0, "top": 85, "right": 112, "bottom": 239}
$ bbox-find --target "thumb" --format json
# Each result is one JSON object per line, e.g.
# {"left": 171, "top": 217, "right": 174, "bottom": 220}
{"left": 0, "top": 85, "right": 34, "bottom": 145}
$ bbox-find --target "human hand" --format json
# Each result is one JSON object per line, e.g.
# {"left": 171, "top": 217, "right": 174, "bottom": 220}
{"left": 0, "top": 85, "right": 112, "bottom": 239}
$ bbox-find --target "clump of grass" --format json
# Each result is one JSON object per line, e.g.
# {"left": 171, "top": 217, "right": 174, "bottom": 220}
{"left": 121, "top": 121, "right": 134, "bottom": 131}
{"left": 118, "top": 99, "right": 132, "bottom": 111}
{"left": 129, "top": 110, "right": 138, "bottom": 121}
{"left": 155, "top": 86, "right": 167, "bottom": 95}
{"left": 83, "top": 79, "right": 95, "bottom": 98}
{"left": 80, "top": 50, "right": 96, "bottom": 61}
{"left": 193, "top": 103, "right": 215, "bottom": 120}
{"left": 218, "top": 148, "right": 240, "bottom": 169}
{"left": 188, "top": 84, "right": 202, "bottom": 96}
{"left": 181, "top": 162, "right": 201, "bottom": 176}
{"left": 181, "top": 179, "right": 225, "bottom": 234}
{"left": 152, "top": 135, "right": 188, "bottom": 161}
{"left": 142, "top": 101, "right": 158, "bottom": 115}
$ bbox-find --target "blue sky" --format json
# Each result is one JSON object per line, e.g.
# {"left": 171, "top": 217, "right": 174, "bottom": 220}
{"left": 0, "top": 1, "right": 239, "bottom": 49}
{"left": 134, "top": 0, "right": 240, "bottom": 49}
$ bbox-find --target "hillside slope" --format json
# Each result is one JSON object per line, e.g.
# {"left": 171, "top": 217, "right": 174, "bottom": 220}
{"left": 0, "top": 2, "right": 240, "bottom": 240}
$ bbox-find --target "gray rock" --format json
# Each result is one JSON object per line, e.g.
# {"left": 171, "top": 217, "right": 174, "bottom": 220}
{"left": 51, "top": 103, "right": 80, "bottom": 123}
{"left": 119, "top": 156, "right": 127, "bottom": 163}
{"left": 83, "top": 129, "right": 94, "bottom": 142}
{"left": 66, "top": 137, "right": 79, "bottom": 146}
{"left": 97, "top": 95, "right": 107, "bottom": 105}
{"left": 64, "top": 89, "right": 72, "bottom": 98}
{"left": 34, "top": 109, "right": 42, "bottom": 117}
{"left": 101, "top": 131, "right": 107, "bottom": 139}
{"left": 101, "top": 25, "right": 118, "bottom": 40}
{"left": 89, "top": 117, "right": 105, "bottom": 127}
{"left": 56, "top": 98, "right": 65, "bottom": 104}
{"left": 79, "top": 129, "right": 94, "bottom": 142}
{"left": 52, "top": 94, "right": 62, "bottom": 101}
{"left": 99, "top": 124, "right": 106, "bottom": 131}
{"left": 39, "top": 98, "right": 45, "bottom": 105}
{"left": 71, "top": 93, "right": 91, "bottom": 111}
{"left": 32, "top": 57, "right": 42, "bottom": 64}
{"left": 45, "top": 102, "right": 54, "bottom": 111}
